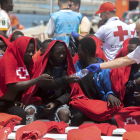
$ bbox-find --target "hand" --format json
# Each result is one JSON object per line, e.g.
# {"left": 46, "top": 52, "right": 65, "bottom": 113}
{"left": 71, "top": 32, "right": 80, "bottom": 38}
{"left": 66, "top": 74, "right": 80, "bottom": 83}
{"left": 0, "top": 50, "right": 4, "bottom": 55}
{"left": 107, "top": 94, "right": 121, "bottom": 108}
{"left": 134, "top": 92, "right": 140, "bottom": 101}
{"left": 44, "top": 102, "right": 55, "bottom": 114}
{"left": 136, "top": 77, "right": 140, "bottom": 85}
{"left": 37, "top": 74, "right": 53, "bottom": 84}
{"left": 14, "top": 101, "right": 25, "bottom": 109}
{"left": 86, "top": 63, "right": 101, "bottom": 73}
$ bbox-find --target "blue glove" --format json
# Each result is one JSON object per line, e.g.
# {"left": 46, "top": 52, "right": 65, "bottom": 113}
{"left": 86, "top": 63, "right": 101, "bottom": 73}
{"left": 71, "top": 32, "right": 80, "bottom": 38}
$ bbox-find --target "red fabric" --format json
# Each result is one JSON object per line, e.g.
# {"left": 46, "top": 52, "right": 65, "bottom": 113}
{"left": 114, "top": 107, "right": 140, "bottom": 128}
{"left": 110, "top": 38, "right": 131, "bottom": 101}
{"left": 67, "top": 126, "right": 102, "bottom": 140}
{"left": 16, "top": 120, "right": 48, "bottom": 140}
{"left": 0, "top": 127, "right": 12, "bottom": 140}
{"left": 123, "top": 131, "right": 140, "bottom": 140}
{"left": 21, "top": 40, "right": 84, "bottom": 106}
{"left": 32, "top": 49, "right": 41, "bottom": 63}
{"left": 124, "top": 125, "right": 140, "bottom": 132}
{"left": 73, "top": 36, "right": 108, "bottom": 64}
{"left": 8, "top": 33, "right": 13, "bottom": 42}
{"left": 44, "top": 121, "right": 68, "bottom": 134}
{"left": 0, "top": 36, "right": 35, "bottom": 98}
{"left": 79, "top": 123, "right": 117, "bottom": 136}
{"left": 69, "top": 98, "right": 123, "bottom": 121}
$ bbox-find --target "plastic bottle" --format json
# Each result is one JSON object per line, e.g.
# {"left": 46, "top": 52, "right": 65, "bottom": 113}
{"left": 75, "top": 68, "right": 89, "bottom": 79}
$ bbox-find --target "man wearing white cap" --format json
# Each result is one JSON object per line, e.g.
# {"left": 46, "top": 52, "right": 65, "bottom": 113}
{"left": 94, "top": 2, "right": 131, "bottom": 61}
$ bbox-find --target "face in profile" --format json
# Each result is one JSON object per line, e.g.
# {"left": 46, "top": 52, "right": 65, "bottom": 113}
{"left": 40, "top": 42, "right": 51, "bottom": 56}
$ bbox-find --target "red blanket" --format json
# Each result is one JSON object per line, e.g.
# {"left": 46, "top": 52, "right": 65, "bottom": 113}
{"left": 73, "top": 36, "right": 108, "bottom": 64}
{"left": 21, "top": 40, "right": 84, "bottom": 106}
{"left": 110, "top": 38, "right": 131, "bottom": 101}
{"left": 0, "top": 36, "right": 35, "bottom": 98}
{"left": 123, "top": 131, "right": 140, "bottom": 140}
{"left": 69, "top": 98, "right": 123, "bottom": 121}
{"left": 124, "top": 124, "right": 140, "bottom": 132}
{"left": 79, "top": 123, "right": 117, "bottom": 136}
{"left": 114, "top": 107, "right": 140, "bottom": 128}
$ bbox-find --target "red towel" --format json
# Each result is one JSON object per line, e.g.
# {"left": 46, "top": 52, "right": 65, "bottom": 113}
{"left": 114, "top": 107, "right": 140, "bottom": 128}
{"left": 67, "top": 126, "right": 102, "bottom": 140}
{"left": 123, "top": 131, "right": 140, "bottom": 140}
{"left": 110, "top": 38, "right": 131, "bottom": 101}
{"left": 16, "top": 120, "right": 48, "bottom": 140}
{"left": 44, "top": 121, "right": 68, "bottom": 134}
{"left": 69, "top": 98, "right": 123, "bottom": 121}
{"left": 0, "top": 36, "right": 35, "bottom": 98}
{"left": 79, "top": 123, "right": 117, "bottom": 136}
{"left": 21, "top": 40, "right": 85, "bottom": 106}
{"left": 73, "top": 36, "right": 108, "bottom": 64}
{"left": 124, "top": 124, "right": 140, "bottom": 132}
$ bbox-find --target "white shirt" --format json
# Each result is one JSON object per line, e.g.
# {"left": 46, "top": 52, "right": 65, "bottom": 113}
{"left": 0, "top": 10, "right": 12, "bottom": 37}
{"left": 127, "top": 45, "right": 140, "bottom": 64}
{"left": 128, "top": 23, "right": 137, "bottom": 38}
{"left": 95, "top": 17, "right": 131, "bottom": 61}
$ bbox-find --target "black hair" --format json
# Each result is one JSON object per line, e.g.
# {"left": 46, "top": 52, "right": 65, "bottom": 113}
{"left": 69, "top": 0, "right": 81, "bottom": 8}
{"left": 50, "top": 42, "right": 65, "bottom": 52}
{"left": 11, "top": 31, "right": 24, "bottom": 42}
{"left": 58, "top": 0, "right": 69, "bottom": 4}
{"left": 41, "top": 39, "right": 52, "bottom": 49}
{"left": 109, "top": 10, "right": 116, "bottom": 14}
{"left": 0, "top": 0, "right": 8, "bottom": 7}
{"left": 79, "top": 37, "right": 96, "bottom": 57}
{"left": 129, "top": 38, "right": 140, "bottom": 46}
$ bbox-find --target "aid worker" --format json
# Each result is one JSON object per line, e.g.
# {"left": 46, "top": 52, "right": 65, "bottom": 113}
{"left": 0, "top": 0, "right": 13, "bottom": 37}
{"left": 86, "top": 19, "right": 140, "bottom": 74}
{"left": 94, "top": 2, "right": 131, "bottom": 61}
{"left": 45, "top": 0, "right": 82, "bottom": 46}
{"left": 128, "top": 22, "right": 137, "bottom": 38}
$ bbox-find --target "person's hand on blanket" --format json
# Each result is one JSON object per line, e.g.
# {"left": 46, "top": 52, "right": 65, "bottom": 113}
{"left": 107, "top": 94, "right": 121, "bottom": 108}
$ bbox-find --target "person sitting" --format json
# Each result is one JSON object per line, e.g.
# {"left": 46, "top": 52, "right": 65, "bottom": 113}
{"left": 0, "top": 35, "right": 11, "bottom": 58}
{"left": 8, "top": 31, "right": 24, "bottom": 42}
{"left": 0, "top": 36, "right": 53, "bottom": 125}
{"left": 24, "top": 40, "right": 81, "bottom": 124}
{"left": 75, "top": 37, "right": 121, "bottom": 107}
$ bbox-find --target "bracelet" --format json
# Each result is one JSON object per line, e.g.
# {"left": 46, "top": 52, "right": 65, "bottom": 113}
{"left": 133, "top": 79, "right": 138, "bottom": 87}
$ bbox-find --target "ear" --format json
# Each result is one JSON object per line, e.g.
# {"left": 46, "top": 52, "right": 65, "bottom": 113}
{"left": 76, "top": 4, "right": 79, "bottom": 10}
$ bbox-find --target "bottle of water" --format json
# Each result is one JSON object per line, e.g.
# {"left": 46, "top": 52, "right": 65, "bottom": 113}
{"left": 75, "top": 68, "right": 89, "bottom": 79}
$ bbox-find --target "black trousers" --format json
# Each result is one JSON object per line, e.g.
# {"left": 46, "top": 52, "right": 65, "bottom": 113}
{"left": 0, "top": 99, "right": 26, "bottom": 125}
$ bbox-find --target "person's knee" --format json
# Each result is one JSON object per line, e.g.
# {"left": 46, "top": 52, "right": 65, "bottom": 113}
{"left": 25, "top": 108, "right": 35, "bottom": 115}
{"left": 57, "top": 109, "right": 69, "bottom": 123}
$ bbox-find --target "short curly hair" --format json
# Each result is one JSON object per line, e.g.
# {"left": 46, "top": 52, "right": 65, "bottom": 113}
{"left": 79, "top": 37, "right": 96, "bottom": 57}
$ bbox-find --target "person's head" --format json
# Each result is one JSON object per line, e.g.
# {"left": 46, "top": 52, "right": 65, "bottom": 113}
{"left": 68, "top": 0, "right": 81, "bottom": 12}
{"left": 49, "top": 42, "right": 66, "bottom": 66}
{"left": 10, "top": 31, "right": 24, "bottom": 42}
{"left": 40, "top": 39, "right": 52, "bottom": 56}
{"left": 95, "top": 2, "right": 116, "bottom": 22}
{"left": 98, "top": 19, "right": 105, "bottom": 28}
{"left": 136, "top": 19, "right": 140, "bottom": 40}
{"left": 0, "top": 38, "right": 7, "bottom": 52}
{"left": 78, "top": 37, "right": 96, "bottom": 61}
{"left": 128, "top": 38, "right": 140, "bottom": 53}
{"left": 0, "top": 0, "right": 13, "bottom": 12}
{"left": 24, "top": 40, "right": 35, "bottom": 65}
{"left": 58, "top": 0, "right": 69, "bottom": 9}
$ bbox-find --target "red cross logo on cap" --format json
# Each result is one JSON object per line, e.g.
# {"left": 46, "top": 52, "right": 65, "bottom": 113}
{"left": 114, "top": 26, "right": 128, "bottom": 41}
{"left": 16, "top": 67, "right": 29, "bottom": 79}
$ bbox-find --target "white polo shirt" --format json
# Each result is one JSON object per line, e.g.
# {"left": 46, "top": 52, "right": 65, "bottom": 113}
{"left": 95, "top": 17, "right": 131, "bottom": 61}
{"left": 127, "top": 45, "right": 140, "bottom": 64}
{"left": 128, "top": 23, "right": 137, "bottom": 38}
{"left": 0, "top": 10, "right": 12, "bottom": 37}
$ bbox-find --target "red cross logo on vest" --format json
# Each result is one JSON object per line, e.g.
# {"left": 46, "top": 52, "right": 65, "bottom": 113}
{"left": 16, "top": 67, "right": 29, "bottom": 79}
{"left": 124, "top": 117, "right": 137, "bottom": 125}
{"left": 114, "top": 26, "right": 128, "bottom": 41}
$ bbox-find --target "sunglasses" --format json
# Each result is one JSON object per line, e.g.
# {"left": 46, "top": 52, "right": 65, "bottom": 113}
{"left": 69, "top": 4, "right": 75, "bottom": 8}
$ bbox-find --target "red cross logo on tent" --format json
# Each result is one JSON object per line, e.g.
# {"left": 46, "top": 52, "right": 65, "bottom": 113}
{"left": 124, "top": 117, "right": 137, "bottom": 125}
{"left": 114, "top": 26, "right": 128, "bottom": 41}
{"left": 16, "top": 67, "right": 29, "bottom": 79}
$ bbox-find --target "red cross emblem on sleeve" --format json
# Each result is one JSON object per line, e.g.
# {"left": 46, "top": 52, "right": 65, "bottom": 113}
{"left": 114, "top": 26, "right": 128, "bottom": 41}
{"left": 16, "top": 67, "right": 29, "bottom": 79}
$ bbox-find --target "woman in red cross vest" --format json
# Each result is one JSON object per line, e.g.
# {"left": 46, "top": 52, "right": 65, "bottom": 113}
{"left": 0, "top": 36, "right": 53, "bottom": 125}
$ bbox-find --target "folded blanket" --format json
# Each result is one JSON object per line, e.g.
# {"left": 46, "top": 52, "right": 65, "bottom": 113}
{"left": 67, "top": 126, "right": 103, "bottom": 140}
{"left": 123, "top": 131, "right": 140, "bottom": 140}
{"left": 79, "top": 123, "right": 117, "bottom": 136}
{"left": 124, "top": 125, "right": 140, "bottom": 132}
{"left": 0, "top": 127, "right": 12, "bottom": 140}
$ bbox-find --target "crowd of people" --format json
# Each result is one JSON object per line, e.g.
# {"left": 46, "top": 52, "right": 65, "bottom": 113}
{"left": 0, "top": 0, "right": 140, "bottom": 130}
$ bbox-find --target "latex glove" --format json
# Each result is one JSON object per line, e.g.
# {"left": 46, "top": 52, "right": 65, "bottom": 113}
{"left": 71, "top": 32, "right": 80, "bottom": 38}
{"left": 86, "top": 63, "right": 101, "bottom": 73}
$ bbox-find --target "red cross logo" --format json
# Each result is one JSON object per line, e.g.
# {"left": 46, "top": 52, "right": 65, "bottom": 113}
{"left": 16, "top": 67, "right": 29, "bottom": 79}
{"left": 114, "top": 26, "right": 128, "bottom": 41}
{"left": 124, "top": 117, "right": 137, "bottom": 125}
{"left": 131, "top": 28, "right": 136, "bottom": 37}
